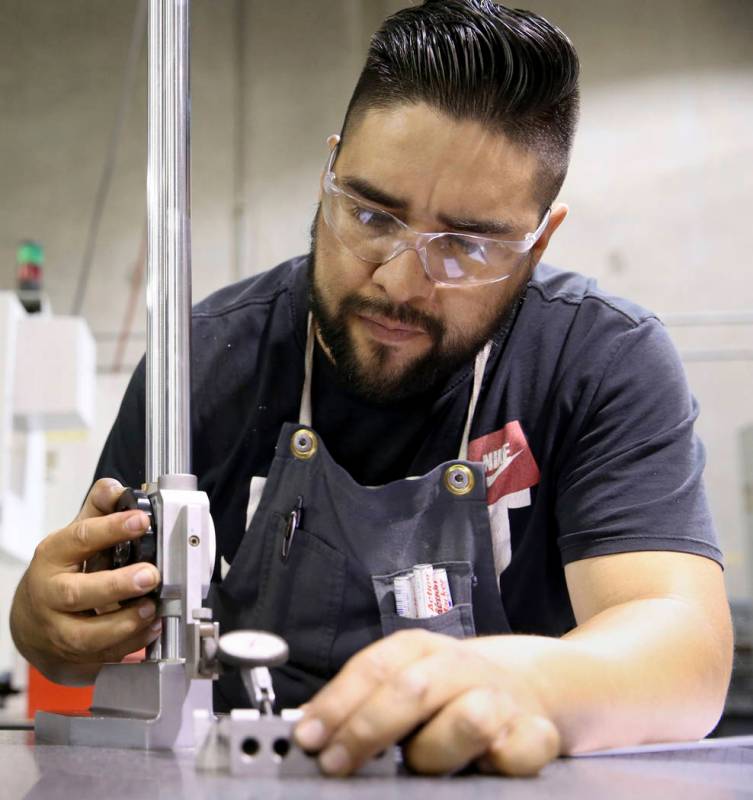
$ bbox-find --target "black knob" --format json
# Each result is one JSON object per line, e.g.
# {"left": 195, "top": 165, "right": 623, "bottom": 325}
{"left": 114, "top": 488, "right": 157, "bottom": 567}
{"left": 84, "top": 487, "right": 157, "bottom": 573}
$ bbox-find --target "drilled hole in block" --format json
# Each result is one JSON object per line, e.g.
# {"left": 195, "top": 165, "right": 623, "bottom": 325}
{"left": 273, "top": 738, "right": 291, "bottom": 759}
{"left": 242, "top": 737, "right": 260, "bottom": 757}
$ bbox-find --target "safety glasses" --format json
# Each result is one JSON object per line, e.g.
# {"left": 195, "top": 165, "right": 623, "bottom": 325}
{"left": 321, "top": 144, "right": 550, "bottom": 287}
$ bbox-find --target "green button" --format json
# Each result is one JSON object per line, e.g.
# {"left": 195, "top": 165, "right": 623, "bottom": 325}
{"left": 17, "top": 241, "right": 44, "bottom": 265}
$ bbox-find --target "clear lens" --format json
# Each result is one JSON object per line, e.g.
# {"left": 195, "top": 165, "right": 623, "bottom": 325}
{"left": 322, "top": 180, "right": 541, "bottom": 286}
{"left": 322, "top": 186, "right": 403, "bottom": 264}
{"left": 426, "top": 235, "right": 523, "bottom": 285}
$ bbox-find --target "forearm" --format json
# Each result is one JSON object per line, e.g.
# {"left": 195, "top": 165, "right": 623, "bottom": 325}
{"left": 10, "top": 573, "right": 100, "bottom": 687}
{"left": 468, "top": 596, "right": 733, "bottom": 754}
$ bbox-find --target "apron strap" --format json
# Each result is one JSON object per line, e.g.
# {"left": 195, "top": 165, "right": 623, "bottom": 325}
{"left": 299, "top": 312, "right": 315, "bottom": 427}
{"left": 300, "top": 311, "right": 492, "bottom": 459}
{"left": 458, "top": 340, "right": 492, "bottom": 461}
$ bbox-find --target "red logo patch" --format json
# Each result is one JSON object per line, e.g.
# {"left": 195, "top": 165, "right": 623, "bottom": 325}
{"left": 468, "top": 421, "right": 540, "bottom": 506}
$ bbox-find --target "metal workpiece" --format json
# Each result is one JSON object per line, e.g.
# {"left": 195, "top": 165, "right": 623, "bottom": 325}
{"left": 192, "top": 630, "right": 397, "bottom": 777}
{"left": 146, "top": 0, "right": 192, "bottom": 483}
{"left": 194, "top": 709, "right": 396, "bottom": 778}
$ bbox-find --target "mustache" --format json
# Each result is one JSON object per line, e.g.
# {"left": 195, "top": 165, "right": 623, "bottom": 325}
{"left": 340, "top": 294, "right": 444, "bottom": 341}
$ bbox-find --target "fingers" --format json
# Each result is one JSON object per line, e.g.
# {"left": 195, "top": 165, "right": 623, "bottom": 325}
{"left": 96, "top": 619, "right": 164, "bottom": 665}
{"left": 295, "top": 631, "right": 560, "bottom": 778}
{"left": 407, "top": 691, "right": 560, "bottom": 777}
{"left": 46, "top": 562, "right": 161, "bottom": 613}
{"left": 294, "top": 630, "right": 440, "bottom": 756}
{"left": 14, "top": 478, "right": 163, "bottom": 677}
{"left": 298, "top": 633, "right": 496, "bottom": 776}
{"left": 38, "top": 509, "right": 151, "bottom": 568}
{"left": 76, "top": 478, "right": 124, "bottom": 521}
{"left": 50, "top": 602, "right": 163, "bottom": 664}
{"left": 404, "top": 687, "right": 515, "bottom": 774}
{"left": 482, "top": 714, "right": 561, "bottom": 777}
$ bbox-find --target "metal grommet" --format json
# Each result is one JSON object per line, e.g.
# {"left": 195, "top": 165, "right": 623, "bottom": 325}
{"left": 291, "top": 428, "right": 318, "bottom": 460}
{"left": 444, "top": 464, "right": 475, "bottom": 496}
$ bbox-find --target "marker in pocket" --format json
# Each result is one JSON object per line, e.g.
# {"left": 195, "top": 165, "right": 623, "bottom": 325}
{"left": 394, "top": 575, "right": 417, "bottom": 618}
{"left": 433, "top": 568, "right": 453, "bottom": 614}
{"left": 394, "top": 564, "right": 454, "bottom": 619}
{"left": 412, "top": 564, "right": 436, "bottom": 618}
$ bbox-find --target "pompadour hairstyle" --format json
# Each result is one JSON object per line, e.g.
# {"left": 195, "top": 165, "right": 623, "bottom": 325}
{"left": 341, "top": 0, "right": 580, "bottom": 211}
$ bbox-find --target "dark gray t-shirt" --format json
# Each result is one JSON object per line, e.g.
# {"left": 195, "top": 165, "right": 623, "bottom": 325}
{"left": 95, "top": 255, "right": 722, "bottom": 638}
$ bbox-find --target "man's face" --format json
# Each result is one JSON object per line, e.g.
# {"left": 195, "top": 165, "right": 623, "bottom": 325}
{"left": 311, "top": 103, "right": 564, "bottom": 403}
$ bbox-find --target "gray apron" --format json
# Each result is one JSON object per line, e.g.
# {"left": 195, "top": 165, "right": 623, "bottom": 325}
{"left": 211, "top": 318, "right": 511, "bottom": 711}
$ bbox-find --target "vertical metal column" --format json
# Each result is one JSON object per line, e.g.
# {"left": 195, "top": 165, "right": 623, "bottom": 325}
{"left": 146, "top": 0, "right": 192, "bottom": 484}
{"left": 147, "top": 0, "right": 192, "bottom": 662}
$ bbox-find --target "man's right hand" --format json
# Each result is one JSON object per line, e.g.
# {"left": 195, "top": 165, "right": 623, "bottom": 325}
{"left": 10, "top": 478, "right": 162, "bottom": 686}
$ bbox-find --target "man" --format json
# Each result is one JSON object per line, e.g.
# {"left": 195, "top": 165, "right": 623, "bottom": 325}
{"left": 11, "top": 0, "right": 731, "bottom": 779}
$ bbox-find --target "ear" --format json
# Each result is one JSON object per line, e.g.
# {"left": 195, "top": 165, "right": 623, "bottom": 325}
{"left": 318, "top": 134, "right": 342, "bottom": 201}
{"left": 530, "top": 202, "right": 568, "bottom": 266}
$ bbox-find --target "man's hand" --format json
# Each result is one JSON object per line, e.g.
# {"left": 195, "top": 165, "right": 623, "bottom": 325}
{"left": 10, "top": 478, "right": 162, "bottom": 685}
{"left": 293, "top": 629, "right": 560, "bottom": 777}
{"left": 291, "top": 553, "right": 730, "bottom": 778}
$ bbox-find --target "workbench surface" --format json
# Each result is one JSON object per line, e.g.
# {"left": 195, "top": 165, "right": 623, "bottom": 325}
{"left": 4, "top": 730, "right": 753, "bottom": 799}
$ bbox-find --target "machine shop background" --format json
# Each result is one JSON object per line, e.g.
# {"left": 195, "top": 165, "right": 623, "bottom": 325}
{"left": 0, "top": 0, "right": 751, "bottom": 724}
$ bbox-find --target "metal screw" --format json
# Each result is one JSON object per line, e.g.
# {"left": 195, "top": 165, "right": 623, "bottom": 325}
{"left": 189, "top": 535, "right": 201, "bottom": 547}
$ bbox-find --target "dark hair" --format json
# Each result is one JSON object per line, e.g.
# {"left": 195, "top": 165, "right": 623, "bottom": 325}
{"left": 341, "top": 0, "right": 580, "bottom": 211}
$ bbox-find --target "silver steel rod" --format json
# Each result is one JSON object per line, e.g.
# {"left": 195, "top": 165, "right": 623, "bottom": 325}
{"left": 163, "top": 617, "right": 181, "bottom": 660}
{"left": 232, "top": 0, "right": 248, "bottom": 282}
{"left": 146, "top": 0, "right": 192, "bottom": 483}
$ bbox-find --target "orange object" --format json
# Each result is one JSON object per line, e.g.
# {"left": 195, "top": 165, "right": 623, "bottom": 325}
{"left": 27, "top": 666, "right": 93, "bottom": 717}
{"left": 26, "top": 648, "right": 147, "bottom": 717}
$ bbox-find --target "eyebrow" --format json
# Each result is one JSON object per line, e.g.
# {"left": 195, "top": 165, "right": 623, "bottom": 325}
{"left": 341, "top": 177, "right": 408, "bottom": 210}
{"left": 340, "top": 175, "right": 518, "bottom": 238}
{"left": 436, "top": 214, "right": 516, "bottom": 237}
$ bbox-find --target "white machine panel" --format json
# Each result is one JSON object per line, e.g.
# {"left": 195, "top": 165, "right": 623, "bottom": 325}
{"left": 13, "top": 315, "right": 95, "bottom": 431}
{"left": 0, "top": 292, "right": 95, "bottom": 562}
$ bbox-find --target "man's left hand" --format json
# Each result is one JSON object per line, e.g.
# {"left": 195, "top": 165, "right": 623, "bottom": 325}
{"left": 293, "top": 629, "right": 560, "bottom": 777}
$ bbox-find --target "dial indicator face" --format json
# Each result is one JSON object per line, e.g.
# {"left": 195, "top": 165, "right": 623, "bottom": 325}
{"left": 217, "top": 630, "right": 289, "bottom": 668}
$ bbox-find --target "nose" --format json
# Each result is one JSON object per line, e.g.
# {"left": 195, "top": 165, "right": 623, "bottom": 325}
{"left": 370, "top": 245, "right": 434, "bottom": 305}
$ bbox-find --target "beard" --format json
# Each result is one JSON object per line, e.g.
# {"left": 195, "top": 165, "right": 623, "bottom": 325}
{"left": 308, "top": 209, "right": 528, "bottom": 404}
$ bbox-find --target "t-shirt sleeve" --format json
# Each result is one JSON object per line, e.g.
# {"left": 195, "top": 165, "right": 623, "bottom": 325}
{"left": 91, "top": 358, "right": 147, "bottom": 490}
{"left": 556, "top": 317, "right": 723, "bottom": 566}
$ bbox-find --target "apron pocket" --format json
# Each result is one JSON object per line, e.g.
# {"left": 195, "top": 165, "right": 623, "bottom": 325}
{"left": 379, "top": 604, "right": 475, "bottom": 638}
{"left": 371, "top": 560, "right": 476, "bottom": 639}
{"left": 247, "top": 513, "right": 346, "bottom": 678}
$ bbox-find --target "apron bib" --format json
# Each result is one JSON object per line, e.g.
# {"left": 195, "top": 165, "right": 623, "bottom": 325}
{"left": 211, "top": 316, "right": 511, "bottom": 710}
